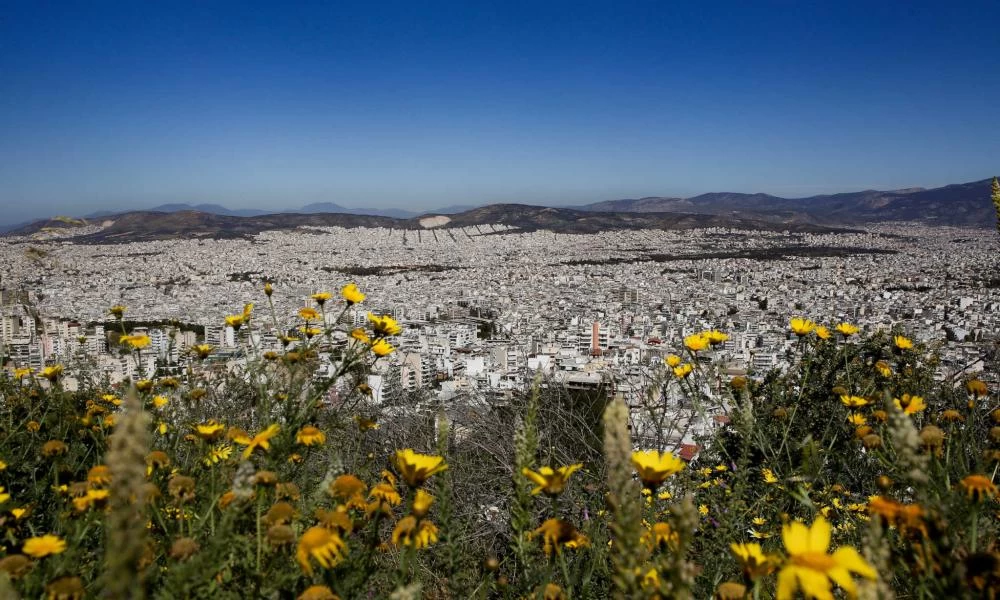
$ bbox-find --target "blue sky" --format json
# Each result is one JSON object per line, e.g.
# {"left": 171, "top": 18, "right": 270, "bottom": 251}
{"left": 1, "top": 1, "right": 998, "bottom": 223}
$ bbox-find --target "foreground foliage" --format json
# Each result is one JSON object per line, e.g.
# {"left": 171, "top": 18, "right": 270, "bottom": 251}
{"left": 0, "top": 285, "right": 997, "bottom": 598}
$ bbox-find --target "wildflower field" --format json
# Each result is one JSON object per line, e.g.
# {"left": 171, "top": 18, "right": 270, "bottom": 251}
{"left": 0, "top": 285, "right": 997, "bottom": 599}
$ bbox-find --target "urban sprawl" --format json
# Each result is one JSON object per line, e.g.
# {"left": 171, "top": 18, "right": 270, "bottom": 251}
{"left": 1, "top": 221, "right": 997, "bottom": 445}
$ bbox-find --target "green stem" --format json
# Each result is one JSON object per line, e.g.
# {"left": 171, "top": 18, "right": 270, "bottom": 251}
{"left": 256, "top": 495, "right": 263, "bottom": 574}
{"left": 971, "top": 508, "right": 979, "bottom": 553}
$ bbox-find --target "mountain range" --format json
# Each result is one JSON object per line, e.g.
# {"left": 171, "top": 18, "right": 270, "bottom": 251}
{"left": 81, "top": 201, "right": 479, "bottom": 220}
{"left": 4, "top": 177, "right": 994, "bottom": 242}
{"left": 580, "top": 178, "right": 994, "bottom": 226}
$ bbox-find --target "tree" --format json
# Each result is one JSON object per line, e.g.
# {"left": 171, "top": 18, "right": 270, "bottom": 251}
{"left": 992, "top": 176, "right": 1000, "bottom": 234}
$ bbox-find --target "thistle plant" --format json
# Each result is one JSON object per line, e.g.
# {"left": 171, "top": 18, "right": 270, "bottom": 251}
{"left": 602, "top": 398, "right": 645, "bottom": 598}
{"left": 101, "top": 385, "right": 150, "bottom": 600}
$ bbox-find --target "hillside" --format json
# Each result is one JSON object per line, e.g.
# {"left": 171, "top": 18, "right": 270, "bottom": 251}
{"left": 582, "top": 178, "right": 995, "bottom": 226}
{"left": 4, "top": 205, "right": 844, "bottom": 244}
{"left": 5, "top": 177, "right": 994, "bottom": 243}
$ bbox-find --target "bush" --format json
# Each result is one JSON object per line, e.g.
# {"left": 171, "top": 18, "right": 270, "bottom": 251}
{"left": 0, "top": 294, "right": 997, "bottom": 599}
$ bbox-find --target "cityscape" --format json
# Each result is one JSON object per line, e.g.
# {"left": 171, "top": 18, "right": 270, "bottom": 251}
{"left": 3, "top": 218, "right": 997, "bottom": 445}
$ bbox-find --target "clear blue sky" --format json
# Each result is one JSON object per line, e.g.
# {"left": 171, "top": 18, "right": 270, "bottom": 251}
{"left": 1, "top": 0, "right": 998, "bottom": 223}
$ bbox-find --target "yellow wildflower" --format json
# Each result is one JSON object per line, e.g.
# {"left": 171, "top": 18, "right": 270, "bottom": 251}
{"left": 704, "top": 330, "right": 729, "bottom": 345}
{"left": 22, "top": 534, "right": 67, "bottom": 558}
{"left": 673, "top": 363, "right": 693, "bottom": 378}
{"left": 193, "top": 421, "right": 226, "bottom": 441}
{"left": 341, "top": 283, "right": 366, "bottom": 305}
{"left": 532, "top": 518, "right": 589, "bottom": 556}
{"left": 631, "top": 450, "right": 685, "bottom": 489}
{"left": 521, "top": 463, "right": 583, "bottom": 497}
{"left": 762, "top": 468, "right": 779, "bottom": 484}
{"left": 835, "top": 322, "right": 859, "bottom": 337}
{"left": 202, "top": 444, "right": 233, "bottom": 466}
{"left": 367, "top": 482, "right": 402, "bottom": 517}
{"left": 41, "top": 440, "right": 68, "bottom": 457}
{"left": 72, "top": 488, "right": 110, "bottom": 512}
{"left": 643, "top": 522, "right": 679, "bottom": 550}
{"left": 840, "top": 395, "right": 868, "bottom": 408}
{"left": 683, "top": 333, "right": 709, "bottom": 352}
{"left": 299, "top": 585, "right": 340, "bottom": 600}
{"left": 966, "top": 379, "right": 987, "bottom": 397}
{"left": 893, "top": 394, "right": 926, "bottom": 415}
{"left": 367, "top": 313, "right": 402, "bottom": 337}
{"left": 296, "top": 526, "right": 347, "bottom": 575}
{"left": 789, "top": 317, "right": 816, "bottom": 336}
{"left": 960, "top": 474, "right": 998, "bottom": 503}
{"left": 41, "top": 365, "right": 63, "bottom": 381}
{"left": 776, "top": 516, "right": 875, "bottom": 600}
{"left": 392, "top": 515, "right": 439, "bottom": 549}
{"left": 370, "top": 339, "right": 395, "bottom": 356}
{"left": 411, "top": 489, "right": 435, "bottom": 518}
{"left": 192, "top": 344, "right": 213, "bottom": 359}
{"left": 731, "top": 542, "right": 775, "bottom": 579}
{"left": 329, "top": 474, "right": 367, "bottom": 510}
{"left": 87, "top": 465, "right": 112, "bottom": 487}
{"left": 893, "top": 335, "right": 913, "bottom": 350}
{"left": 239, "top": 424, "right": 281, "bottom": 459}
{"left": 310, "top": 291, "right": 332, "bottom": 306}
{"left": 120, "top": 334, "right": 151, "bottom": 350}
{"left": 874, "top": 361, "right": 892, "bottom": 377}
{"left": 394, "top": 449, "right": 447, "bottom": 487}
{"left": 296, "top": 425, "right": 326, "bottom": 446}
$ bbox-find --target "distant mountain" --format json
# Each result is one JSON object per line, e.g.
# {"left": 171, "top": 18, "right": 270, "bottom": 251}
{"left": 431, "top": 204, "right": 839, "bottom": 234}
{"left": 139, "top": 201, "right": 423, "bottom": 219}
{"left": 427, "top": 204, "right": 479, "bottom": 215}
{"left": 4, "top": 177, "right": 994, "bottom": 241}
{"left": 0, "top": 199, "right": 488, "bottom": 227}
{"left": 296, "top": 202, "right": 349, "bottom": 214}
{"left": 582, "top": 178, "right": 995, "bottom": 227}
{"left": 4, "top": 204, "right": 844, "bottom": 243}
{"left": 148, "top": 203, "right": 273, "bottom": 217}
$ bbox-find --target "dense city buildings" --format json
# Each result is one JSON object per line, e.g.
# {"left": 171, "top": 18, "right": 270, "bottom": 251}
{"left": 2, "top": 221, "right": 997, "bottom": 445}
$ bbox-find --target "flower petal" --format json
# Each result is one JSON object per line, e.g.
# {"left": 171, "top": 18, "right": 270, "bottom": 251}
{"left": 826, "top": 566, "right": 858, "bottom": 599}
{"left": 782, "top": 521, "right": 810, "bottom": 556}
{"left": 832, "top": 546, "right": 877, "bottom": 580}
{"left": 808, "top": 516, "right": 831, "bottom": 552}
{"left": 798, "top": 568, "right": 835, "bottom": 600}
{"left": 776, "top": 566, "right": 800, "bottom": 600}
